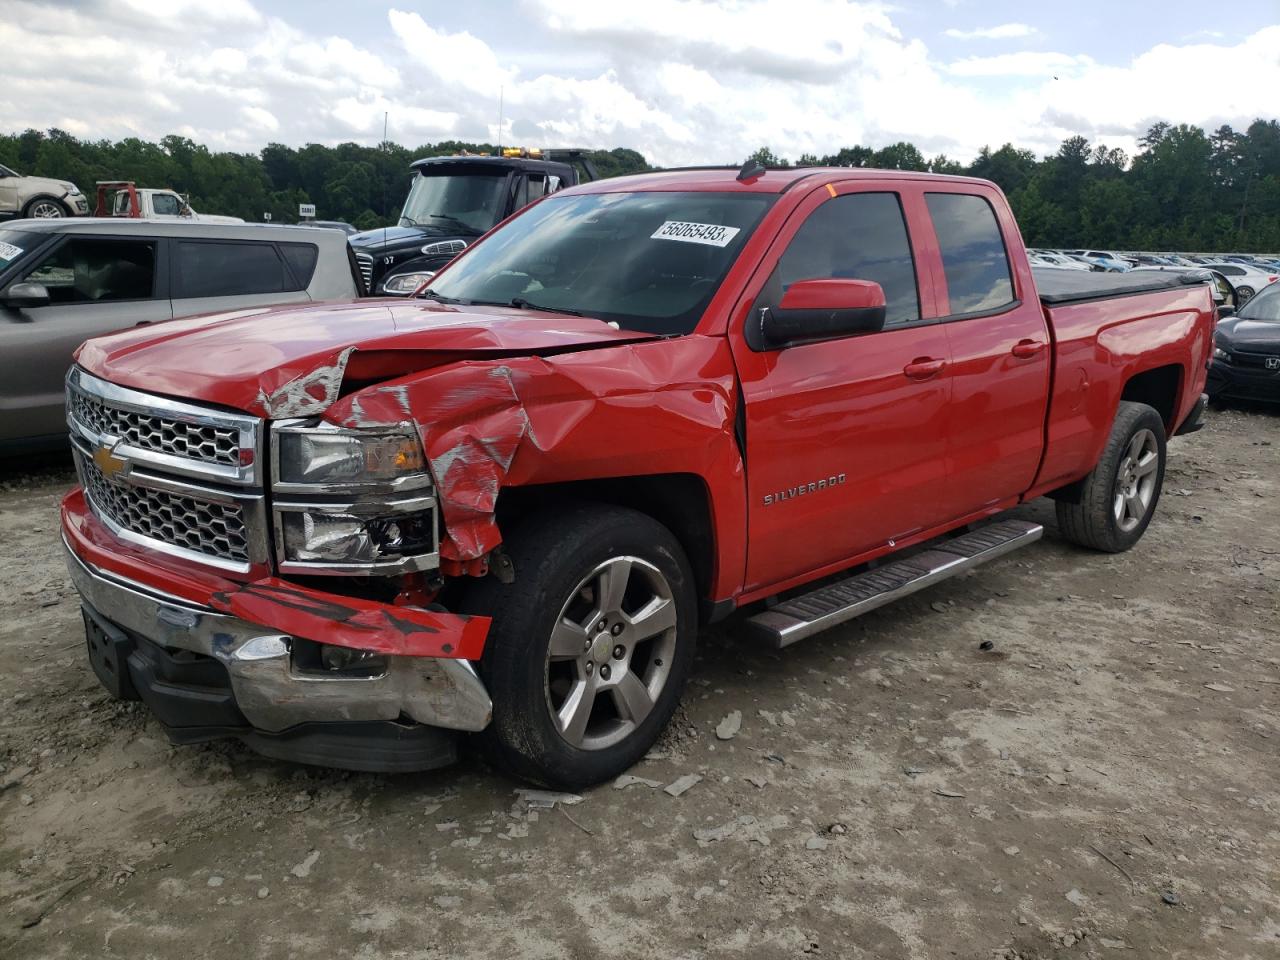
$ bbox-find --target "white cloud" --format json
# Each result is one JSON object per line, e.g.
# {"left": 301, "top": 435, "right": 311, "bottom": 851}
{"left": 0, "top": 0, "right": 1277, "bottom": 173}
{"left": 947, "top": 51, "right": 1094, "bottom": 78}
{"left": 945, "top": 23, "right": 1037, "bottom": 41}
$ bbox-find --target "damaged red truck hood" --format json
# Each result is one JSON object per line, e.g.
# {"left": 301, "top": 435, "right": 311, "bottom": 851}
{"left": 75, "top": 298, "right": 654, "bottom": 418}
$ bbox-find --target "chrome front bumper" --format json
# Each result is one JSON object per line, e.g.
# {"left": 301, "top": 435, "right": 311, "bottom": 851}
{"left": 63, "top": 540, "right": 492, "bottom": 734}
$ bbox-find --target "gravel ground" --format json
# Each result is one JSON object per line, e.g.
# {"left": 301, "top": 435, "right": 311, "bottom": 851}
{"left": 0, "top": 405, "right": 1277, "bottom": 959}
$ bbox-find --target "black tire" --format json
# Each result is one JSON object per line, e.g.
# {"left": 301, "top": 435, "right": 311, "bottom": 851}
{"left": 23, "top": 196, "right": 68, "bottom": 219}
{"left": 1055, "top": 401, "right": 1167, "bottom": 552}
{"left": 1236, "top": 285, "right": 1255, "bottom": 304}
{"left": 461, "top": 503, "right": 697, "bottom": 788}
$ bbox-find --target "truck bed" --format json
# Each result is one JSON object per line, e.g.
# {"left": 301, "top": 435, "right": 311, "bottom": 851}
{"left": 1033, "top": 267, "right": 1210, "bottom": 305}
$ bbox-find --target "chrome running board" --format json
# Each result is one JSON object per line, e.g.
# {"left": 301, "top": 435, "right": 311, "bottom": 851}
{"left": 743, "top": 519, "right": 1043, "bottom": 648}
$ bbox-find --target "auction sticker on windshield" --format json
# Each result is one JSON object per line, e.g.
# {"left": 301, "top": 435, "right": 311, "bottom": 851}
{"left": 651, "top": 221, "right": 741, "bottom": 248}
{"left": 0, "top": 242, "right": 22, "bottom": 262}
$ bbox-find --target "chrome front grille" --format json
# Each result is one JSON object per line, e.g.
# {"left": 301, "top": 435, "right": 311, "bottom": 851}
{"left": 355, "top": 252, "right": 374, "bottom": 293}
{"left": 66, "top": 368, "right": 261, "bottom": 487}
{"left": 69, "top": 388, "right": 241, "bottom": 467}
{"left": 75, "top": 450, "right": 250, "bottom": 564}
{"left": 66, "top": 368, "right": 268, "bottom": 571}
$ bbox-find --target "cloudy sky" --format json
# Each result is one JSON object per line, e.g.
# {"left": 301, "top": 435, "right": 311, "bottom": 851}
{"left": 3, "top": 0, "right": 1278, "bottom": 165}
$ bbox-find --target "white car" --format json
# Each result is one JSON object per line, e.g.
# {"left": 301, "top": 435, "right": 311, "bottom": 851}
{"left": 1031, "top": 252, "right": 1092, "bottom": 271}
{"left": 0, "top": 164, "right": 89, "bottom": 219}
{"left": 1207, "top": 262, "right": 1279, "bottom": 304}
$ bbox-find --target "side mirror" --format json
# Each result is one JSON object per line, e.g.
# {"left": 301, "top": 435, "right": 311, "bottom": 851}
{"left": 759, "top": 278, "right": 887, "bottom": 349}
{"left": 1217, "top": 305, "right": 1236, "bottom": 319}
{"left": 2, "top": 281, "right": 51, "bottom": 310}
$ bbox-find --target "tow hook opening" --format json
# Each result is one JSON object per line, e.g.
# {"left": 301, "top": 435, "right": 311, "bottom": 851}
{"left": 291, "top": 638, "right": 389, "bottom": 679}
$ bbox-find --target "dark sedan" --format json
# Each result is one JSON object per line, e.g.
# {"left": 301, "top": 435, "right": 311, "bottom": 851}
{"left": 1209, "top": 282, "right": 1280, "bottom": 403}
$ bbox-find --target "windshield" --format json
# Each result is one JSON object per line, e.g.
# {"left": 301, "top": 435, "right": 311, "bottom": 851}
{"left": 399, "top": 171, "right": 509, "bottom": 234}
{"left": 426, "top": 191, "right": 776, "bottom": 335}
{"left": 0, "top": 227, "right": 34, "bottom": 266}
{"left": 1238, "top": 282, "right": 1280, "bottom": 321}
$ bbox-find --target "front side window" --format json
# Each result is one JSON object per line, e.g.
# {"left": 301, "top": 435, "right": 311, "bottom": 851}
{"left": 174, "top": 241, "right": 289, "bottom": 298}
{"left": 427, "top": 191, "right": 776, "bottom": 336}
{"left": 926, "top": 192, "right": 1015, "bottom": 315}
{"left": 23, "top": 237, "right": 156, "bottom": 304}
{"left": 152, "top": 193, "right": 182, "bottom": 216}
{"left": 766, "top": 191, "right": 921, "bottom": 329}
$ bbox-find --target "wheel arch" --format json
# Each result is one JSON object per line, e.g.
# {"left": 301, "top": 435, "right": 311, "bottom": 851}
{"left": 495, "top": 473, "right": 722, "bottom": 621}
{"left": 1119, "top": 363, "right": 1183, "bottom": 435}
{"left": 22, "top": 193, "right": 67, "bottom": 215}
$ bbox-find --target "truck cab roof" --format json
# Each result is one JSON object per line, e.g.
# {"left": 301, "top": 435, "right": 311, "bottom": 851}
{"left": 409, "top": 155, "right": 583, "bottom": 177}
{"left": 563, "top": 166, "right": 998, "bottom": 195}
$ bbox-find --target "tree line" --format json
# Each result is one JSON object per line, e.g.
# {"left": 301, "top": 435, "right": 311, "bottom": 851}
{"left": 3, "top": 120, "right": 1279, "bottom": 250}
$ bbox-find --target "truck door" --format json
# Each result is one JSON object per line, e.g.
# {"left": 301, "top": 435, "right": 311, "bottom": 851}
{"left": 921, "top": 189, "right": 1051, "bottom": 516}
{"left": 728, "top": 184, "right": 955, "bottom": 592}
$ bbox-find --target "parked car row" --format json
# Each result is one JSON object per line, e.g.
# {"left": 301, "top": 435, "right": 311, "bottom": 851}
{"left": 1030, "top": 248, "right": 1280, "bottom": 306}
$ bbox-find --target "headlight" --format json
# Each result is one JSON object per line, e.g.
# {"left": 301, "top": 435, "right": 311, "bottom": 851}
{"left": 280, "top": 508, "right": 435, "bottom": 564}
{"left": 380, "top": 271, "right": 435, "bottom": 296}
{"left": 271, "top": 424, "right": 439, "bottom": 574}
{"left": 275, "top": 427, "right": 426, "bottom": 486}
{"left": 1213, "top": 345, "right": 1231, "bottom": 362}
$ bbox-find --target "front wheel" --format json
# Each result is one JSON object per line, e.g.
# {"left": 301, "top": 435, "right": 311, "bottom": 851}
{"left": 23, "top": 197, "right": 68, "bottom": 218}
{"left": 463, "top": 504, "right": 697, "bottom": 788}
{"left": 1055, "top": 401, "right": 1167, "bottom": 552}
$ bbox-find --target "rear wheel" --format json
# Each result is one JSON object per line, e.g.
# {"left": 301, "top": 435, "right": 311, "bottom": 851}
{"left": 23, "top": 197, "right": 67, "bottom": 218}
{"left": 1056, "top": 401, "right": 1167, "bottom": 553}
{"left": 464, "top": 503, "right": 697, "bottom": 788}
{"left": 1236, "top": 285, "right": 1255, "bottom": 304}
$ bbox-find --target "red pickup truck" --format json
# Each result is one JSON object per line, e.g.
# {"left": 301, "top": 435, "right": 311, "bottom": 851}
{"left": 61, "top": 166, "right": 1213, "bottom": 787}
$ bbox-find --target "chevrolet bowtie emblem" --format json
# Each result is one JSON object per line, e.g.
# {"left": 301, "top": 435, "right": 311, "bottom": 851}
{"left": 92, "top": 442, "right": 129, "bottom": 482}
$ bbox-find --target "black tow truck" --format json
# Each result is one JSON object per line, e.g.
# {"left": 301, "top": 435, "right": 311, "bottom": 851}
{"left": 351, "top": 148, "right": 597, "bottom": 295}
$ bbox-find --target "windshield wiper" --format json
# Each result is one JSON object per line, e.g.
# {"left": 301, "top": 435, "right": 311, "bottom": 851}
{"left": 417, "top": 289, "right": 462, "bottom": 303}
{"left": 426, "top": 213, "right": 483, "bottom": 235}
{"left": 509, "top": 297, "right": 585, "bottom": 317}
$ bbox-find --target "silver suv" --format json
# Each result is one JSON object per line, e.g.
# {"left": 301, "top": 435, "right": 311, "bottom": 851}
{"left": 0, "top": 219, "right": 362, "bottom": 450}
{"left": 0, "top": 164, "right": 89, "bottom": 218}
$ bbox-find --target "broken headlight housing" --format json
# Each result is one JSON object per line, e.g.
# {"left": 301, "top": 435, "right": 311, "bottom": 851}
{"left": 271, "top": 423, "right": 439, "bottom": 575}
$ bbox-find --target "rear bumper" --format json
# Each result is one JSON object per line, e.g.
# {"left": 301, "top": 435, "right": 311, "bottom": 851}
{"left": 1207, "top": 361, "right": 1280, "bottom": 403}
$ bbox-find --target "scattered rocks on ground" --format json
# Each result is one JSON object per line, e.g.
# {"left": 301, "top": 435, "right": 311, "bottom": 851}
{"left": 715, "top": 710, "right": 742, "bottom": 740}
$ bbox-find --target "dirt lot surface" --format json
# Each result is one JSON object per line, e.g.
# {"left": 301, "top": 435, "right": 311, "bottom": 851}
{"left": 1, "top": 406, "right": 1277, "bottom": 960}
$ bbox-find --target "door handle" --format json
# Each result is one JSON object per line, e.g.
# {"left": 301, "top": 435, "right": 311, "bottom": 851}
{"left": 1011, "top": 339, "right": 1045, "bottom": 359}
{"left": 903, "top": 357, "right": 946, "bottom": 380}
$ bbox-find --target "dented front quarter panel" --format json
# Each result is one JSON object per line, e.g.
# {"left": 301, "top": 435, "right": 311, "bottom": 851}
{"left": 325, "top": 336, "right": 749, "bottom": 600}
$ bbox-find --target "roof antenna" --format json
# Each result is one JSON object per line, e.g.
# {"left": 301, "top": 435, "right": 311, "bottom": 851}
{"left": 737, "top": 158, "right": 766, "bottom": 183}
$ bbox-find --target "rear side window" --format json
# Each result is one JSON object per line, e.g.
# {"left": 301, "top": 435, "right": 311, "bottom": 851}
{"left": 925, "top": 193, "right": 1015, "bottom": 315}
{"left": 174, "top": 241, "right": 292, "bottom": 298}
{"left": 23, "top": 237, "right": 156, "bottom": 303}
{"left": 772, "top": 192, "right": 920, "bottom": 328}
{"left": 279, "top": 242, "right": 319, "bottom": 288}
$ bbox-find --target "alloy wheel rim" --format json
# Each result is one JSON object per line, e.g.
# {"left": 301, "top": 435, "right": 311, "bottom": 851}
{"left": 1113, "top": 428, "right": 1160, "bottom": 532}
{"left": 30, "top": 201, "right": 63, "bottom": 218}
{"left": 544, "top": 556, "right": 678, "bottom": 751}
